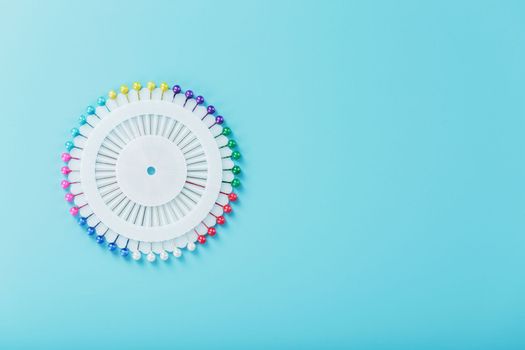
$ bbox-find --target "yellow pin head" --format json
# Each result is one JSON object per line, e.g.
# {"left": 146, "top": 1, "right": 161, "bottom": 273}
{"left": 132, "top": 82, "right": 142, "bottom": 91}
{"left": 160, "top": 82, "right": 169, "bottom": 92}
{"left": 147, "top": 81, "right": 156, "bottom": 91}
{"left": 120, "top": 85, "right": 129, "bottom": 94}
{"left": 108, "top": 90, "right": 117, "bottom": 99}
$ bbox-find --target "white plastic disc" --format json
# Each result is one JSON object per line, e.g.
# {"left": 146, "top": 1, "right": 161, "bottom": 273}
{"left": 80, "top": 100, "right": 222, "bottom": 242}
{"left": 61, "top": 84, "right": 241, "bottom": 262}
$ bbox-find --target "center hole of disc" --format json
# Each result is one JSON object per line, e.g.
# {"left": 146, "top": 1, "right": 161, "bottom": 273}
{"left": 147, "top": 166, "right": 156, "bottom": 175}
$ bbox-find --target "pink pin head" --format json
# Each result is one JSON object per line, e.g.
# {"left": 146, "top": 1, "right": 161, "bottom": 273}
{"left": 61, "top": 166, "right": 71, "bottom": 175}
{"left": 61, "top": 180, "right": 70, "bottom": 189}
{"left": 61, "top": 153, "right": 72, "bottom": 162}
{"left": 69, "top": 206, "right": 79, "bottom": 216}
{"left": 65, "top": 193, "right": 74, "bottom": 202}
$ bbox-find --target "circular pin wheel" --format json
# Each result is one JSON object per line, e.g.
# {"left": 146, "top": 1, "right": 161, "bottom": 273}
{"left": 60, "top": 82, "right": 242, "bottom": 262}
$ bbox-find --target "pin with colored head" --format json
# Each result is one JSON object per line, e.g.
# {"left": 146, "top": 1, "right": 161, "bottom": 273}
{"left": 97, "top": 96, "right": 109, "bottom": 112}
{"left": 70, "top": 206, "right": 79, "bottom": 216}
{"left": 78, "top": 217, "right": 87, "bottom": 226}
{"left": 61, "top": 153, "right": 72, "bottom": 162}
{"left": 172, "top": 84, "right": 181, "bottom": 100}
{"left": 65, "top": 193, "right": 75, "bottom": 202}
{"left": 108, "top": 90, "right": 117, "bottom": 100}
{"left": 147, "top": 81, "right": 155, "bottom": 99}
{"left": 120, "top": 85, "right": 130, "bottom": 102}
{"left": 78, "top": 114, "right": 93, "bottom": 128}
{"left": 132, "top": 82, "right": 142, "bottom": 100}
{"left": 227, "top": 139, "right": 237, "bottom": 149}
{"left": 65, "top": 141, "right": 78, "bottom": 152}
{"left": 183, "top": 89, "right": 194, "bottom": 107}
{"left": 202, "top": 105, "right": 216, "bottom": 120}
{"left": 231, "top": 165, "right": 241, "bottom": 175}
{"left": 222, "top": 127, "right": 232, "bottom": 136}
{"left": 160, "top": 82, "right": 169, "bottom": 99}
{"left": 193, "top": 95, "right": 204, "bottom": 111}
{"left": 85, "top": 106, "right": 97, "bottom": 120}
{"left": 120, "top": 247, "right": 130, "bottom": 257}
{"left": 231, "top": 151, "right": 241, "bottom": 160}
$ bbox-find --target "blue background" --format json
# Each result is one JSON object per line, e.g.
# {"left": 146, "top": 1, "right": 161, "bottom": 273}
{"left": 0, "top": 0, "right": 524, "bottom": 348}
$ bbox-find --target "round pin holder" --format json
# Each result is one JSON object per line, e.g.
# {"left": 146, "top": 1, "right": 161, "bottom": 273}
{"left": 61, "top": 82, "right": 242, "bottom": 262}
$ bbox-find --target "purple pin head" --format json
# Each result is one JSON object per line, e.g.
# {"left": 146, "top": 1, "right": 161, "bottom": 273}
{"left": 185, "top": 90, "right": 194, "bottom": 99}
{"left": 207, "top": 105, "right": 216, "bottom": 114}
{"left": 172, "top": 85, "right": 181, "bottom": 94}
{"left": 196, "top": 95, "right": 204, "bottom": 105}
{"left": 215, "top": 115, "right": 224, "bottom": 124}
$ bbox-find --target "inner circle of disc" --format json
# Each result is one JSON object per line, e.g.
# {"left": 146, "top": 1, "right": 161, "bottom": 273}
{"left": 116, "top": 135, "right": 188, "bottom": 207}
